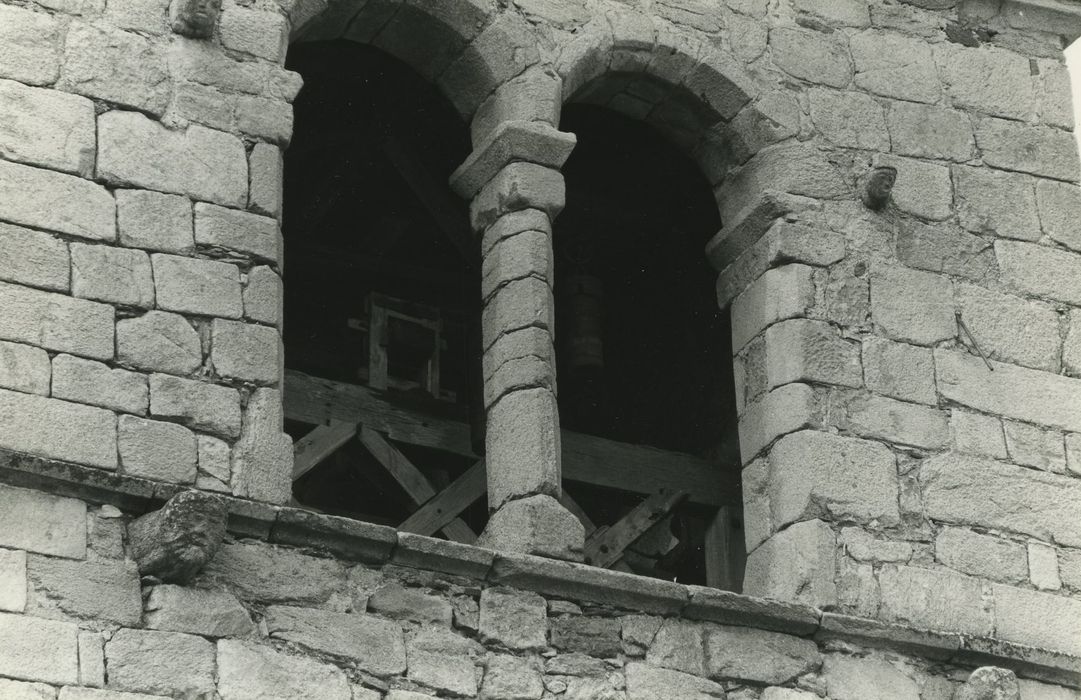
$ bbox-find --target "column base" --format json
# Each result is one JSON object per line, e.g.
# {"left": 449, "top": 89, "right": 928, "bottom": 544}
{"left": 476, "top": 494, "right": 585, "bottom": 562}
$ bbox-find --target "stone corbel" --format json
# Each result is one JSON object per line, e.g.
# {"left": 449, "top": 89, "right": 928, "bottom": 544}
{"left": 129, "top": 490, "right": 228, "bottom": 583}
{"left": 169, "top": 0, "right": 222, "bottom": 39}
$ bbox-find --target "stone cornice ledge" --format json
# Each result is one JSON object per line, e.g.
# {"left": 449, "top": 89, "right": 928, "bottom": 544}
{"left": 993, "top": 0, "right": 1081, "bottom": 44}
{"left": 1, "top": 449, "right": 1078, "bottom": 688}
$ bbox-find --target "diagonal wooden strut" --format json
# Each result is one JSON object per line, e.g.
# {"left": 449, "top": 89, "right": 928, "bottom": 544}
{"left": 292, "top": 420, "right": 358, "bottom": 481}
{"left": 583, "top": 488, "right": 688, "bottom": 569}
{"left": 398, "top": 459, "right": 487, "bottom": 537}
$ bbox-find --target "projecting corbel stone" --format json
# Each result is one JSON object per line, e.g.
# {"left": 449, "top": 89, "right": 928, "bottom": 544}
{"left": 128, "top": 490, "right": 227, "bottom": 584}
{"left": 955, "top": 666, "right": 1020, "bottom": 700}
{"left": 169, "top": 0, "right": 221, "bottom": 37}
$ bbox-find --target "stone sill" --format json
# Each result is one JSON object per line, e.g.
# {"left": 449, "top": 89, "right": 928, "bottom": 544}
{"left": 1, "top": 447, "right": 1078, "bottom": 688}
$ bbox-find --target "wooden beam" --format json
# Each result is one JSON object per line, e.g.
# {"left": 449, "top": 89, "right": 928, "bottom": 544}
{"left": 705, "top": 506, "right": 745, "bottom": 592}
{"left": 359, "top": 427, "right": 476, "bottom": 544}
{"left": 559, "top": 492, "right": 634, "bottom": 573}
{"left": 583, "top": 489, "right": 688, "bottom": 568}
{"left": 398, "top": 459, "right": 487, "bottom": 537}
{"left": 284, "top": 370, "right": 737, "bottom": 508}
{"left": 292, "top": 420, "right": 358, "bottom": 481}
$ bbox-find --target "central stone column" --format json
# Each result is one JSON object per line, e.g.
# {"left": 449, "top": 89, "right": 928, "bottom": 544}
{"left": 450, "top": 121, "right": 584, "bottom": 560}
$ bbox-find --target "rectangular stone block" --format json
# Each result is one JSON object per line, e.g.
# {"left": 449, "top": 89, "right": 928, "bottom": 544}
{"left": 266, "top": 606, "right": 407, "bottom": 676}
{"left": 27, "top": 555, "right": 141, "bottom": 625}
{"left": 243, "top": 266, "right": 282, "bottom": 327}
{"left": 219, "top": 7, "right": 289, "bottom": 61}
{"left": 738, "top": 383, "right": 817, "bottom": 463}
{"left": 105, "top": 628, "right": 215, "bottom": 697}
{"left": 236, "top": 95, "right": 293, "bottom": 145}
{"left": 0, "top": 222, "right": 70, "bottom": 292}
{"left": 0, "top": 548, "right": 26, "bottom": 613}
{"left": 851, "top": 31, "right": 937, "bottom": 103}
{"left": 862, "top": 337, "right": 936, "bottom": 405}
{"left": 59, "top": 22, "right": 169, "bottom": 116}
{"left": 953, "top": 165, "right": 1040, "bottom": 241}
{"left": 78, "top": 631, "right": 105, "bottom": 688}
{"left": 149, "top": 373, "right": 241, "bottom": 438}
{"left": 194, "top": 203, "right": 281, "bottom": 263}
{"left": 765, "top": 318, "right": 862, "bottom": 391}
{"left": 838, "top": 391, "right": 949, "bottom": 450}
{"left": 956, "top": 282, "right": 1059, "bottom": 372}
{"left": 935, "top": 43, "right": 1033, "bottom": 121}
{"left": 0, "top": 340, "right": 50, "bottom": 396}
{"left": 145, "top": 585, "right": 254, "bottom": 637}
{"left": 0, "top": 485, "right": 86, "bottom": 559}
{"left": 230, "top": 387, "right": 292, "bottom": 503}
{"left": 1028, "top": 541, "right": 1061, "bottom": 590}
{"left": 53, "top": 354, "right": 148, "bottom": 415}
{"left": 977, "top": 118, "right": 1079, "bottom": 182}
{"left": 1004, "top": 420, "right": 1066, "bottom": 473}
{"left": 0, "top": 5, "right": 61, "bottom": 86}
{"left": 935, "top": 527, "right": 1027, "bottom": 584}
{"left": 117, "top": 311, "right": 202, "bottom": 376}
{"left": 210, "top": 318, "right": 281, "bottom": 385}
{"left": 951, "top": 409, "right": 1007, "bottom": 459}
{"left": 0, "top": 78, "right": 96, "bottom": 177}
{"left": 769, "top": 27, "right": 852, "bottom": 89}
{"left": 1036, "top": 178, "right": 1081, "bottom": 253}
{"left": 808, "top": 88, "right": 889, "bottom": 151}
{"left": 896, "top": 220, "right": 996, "bottom": 286}
{"left": 0, "top": 159, "right": 115, "bottom": 242}
{"left": 485, "top": 387, "right": 560, "bottom": 508}
{"left": 731, "top": 263, "right": 816, "bottom": 351}
{"left": 72, "top": 243, "right": 155, "bottom": 308}
{"left": 118, "top": 414, "right": 197, "bottom": 483}
{"left": 743, "top": 519, "right": 836, "bottom": 609}
{"left": 870, "top": 264, "right": 955, "bottom": 346}
{"left": 116, "top": 189, "right": 194, "bottom": 254}
{"left": 249, "top": 143, "right": 283, "bottom": 218}
{"left": 879, "top": 564, "right": 992, "bottom": 635}
{"left": 98, "top": 110, "right": 248, "bottom": 208}
{"left": 997, "top": 238, "right": 1081, "bottom": 306}
{"left": 0, "top": 611, "right": 78, "bottom": 685}
{"left": 922, "top": 452, "right": 1081, "bottom": 548}
{"left": 481, "top": 277, "right": 554, "bottom": 350}
{"left": 200, "top": 540, "right": 345, "bottom": 604}
{"left": 994, "top": 584, "right": 1081, "bottom": 656}
{"left": 0, "top": 282, "right": 114, "bottom": 361}
{"left": 481, "top": 228, "right": 552, "bottom": 301}
{"left": 0, "top": 388, "right": 117, "bottom": 469}
{"left": 886, "top": 101, "right": 974, "bottom": 162}
{"left": 936, "top": 348, "right": 1081, "bottom": 434}
{"left": 152, "top": 253, "right": 242, "bottom": 319}
{"left": 217, "top": 640, "right": 351, "bottom": 700}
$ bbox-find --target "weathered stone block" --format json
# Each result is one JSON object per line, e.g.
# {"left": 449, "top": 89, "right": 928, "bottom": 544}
{"left": 977, "top": 118, "right": 1079, "bottom": 183}
{"left": 879, "top": 564, "right": 992, "bottom": 635}
{"left": 1036, "top": 179, "right": 1081, "bottom": 253}
{"left": 195, "top": 203, "right": 280, "bottom": 263}
{"left": 840, "top": 527, "right": 912, "bottom": 563}
{"left": 1005, "top": 421, "right": 1066, "bottom": 473}
{"left": 738, "top": 383, "right": 817, "bottom": 462}
{"left": 862, "top": 337, "right": 936, "bottom": 405}
{"left": 741, "top": 458, "right": 771, "bottom": 552}
{"left": 0, "top": 159, "right": 115, "bottom": 243}
{"left": 201, "top": 541, "right": 344, "bottom": 604}
{"left": 887, "top": 101, "right": 974, "bottom": 162}
{"left": 481, "top": 228, "right": 552, "bottom": 301}
{"left": 647, "top": 618, "right": 706, "bottom": 676}
{"left": 219, "top": 639, "right": 351, "bottom": 700}
{"left": 731, "top": 263, "right": 815, "bottom": 351}
{"left": 77, "top": 631, "right": 105, "bottom": 688}
{"left": 875, "top": 154, "right": 952, "bottom": 221}
{"left": 267, "top": 605, "right": 406, "bottom": 676}
{"left": 249, "top": 143, "right": 283, "bottom": 218}
{"left": 1028, "top": 541, "right": 1061, "bottom": 590}
{"left": 0, "top": 79, "right": 95, "bottom": 177}
{"left": 955, "top": 667, "right": 1020, "bottom": 700}
{"left": 0, "top": 548, "right": 26, "bottom": 613}
{"left": 896, "top": 220, "right": 996, "bottom": 285}
{"left": 994, "top": 584, "right": 1081, "bottom": 655}
{"left": 936, "top": 43, "right": 1033, "bottom": 121}
{"left": 479, "top": 587, "right": 547, "bottom": 651}
{"left": 809, "top": 88, "right": 889, "bottom": 151}
{"left": 105, "top": 628, "right": 215, "bottom": 696}
{"left": 59, "top": 23, "right": 169, "bottom": 116}
{"left": 770, "top": 429, "right": 899, "bottom": 529}
{"left": 71, "top": 243, "right": 155, "bottom": 309}
{"left": 210, "top": 318, "right": 280, "bottom": 386}
{"left": 957, "top": 283, "right": 1059, "bottom": 372}
{"left": 27, "top": 555, "right": 141, "bottom": 625}
{"left": 705, "top": 624, "right": 820, "bottom": 684}
{"left": 0, "top": 340, "right": 50, "bottom": 396}
{"left": 406, "top": 625, "right": 480, "bottom": 696}
{"left": 922, "top": 451, "right": 1081, "bottom": 548}
{"left": 870, "top": 265, "right": 954, "bottom": 346}
{"left": 243, "top": 266, "right": 282, "bottom": 327}
{"left": 480, "top": 654, "right": 543, "bottom": 700}
{"left": 118, "top": 415, "right": 197, "bottom": 483}
{"left": 220, "top": 7, "right": 288, "bottom": 61}
{"left": 743, "top": 519, "right": 836, "bottom": 608}
{"left": 235, "top": 95, "right": 293, "bottom": 145}
{"left": 951, "top": 409, "right": 1007, "bottom": 459}
{"left": 105, "top": 0, "right": 168, "bottom": 33}
{"left": 481, "top": 277, "right": 554, "bottom": 350}
{"left": 485, "top": 388, "right": 559, "bottom": 507}
{"left": 0, "top": 223, "right": 70, "bottom": 292}
{"left": 0, "top": 611, "right": 78, "bottom": 685}
{"left": 936, "top": 527, "right": 1027, "bottom": 584}
{"left": 769, "top": 27, "right": 852, "bottom": 89}
{"left": 231, "top": 387, "right": 292, "bottom": 503}
{"left": 152, "top": 253, "right": 242, "bottom": 319}
{"left": 98, "top": 110, "right": 248, "bottom": 208}
{"left": 117, "top": 311, "right": 202, "bottom": 376}
{"left": 765, "top": 318, "right": 862, "bottom": 391}
{"left": 470, "top": 162, "right": 565, "bottom": 231}
{"left": 550, "top": 615, "right": 622, "bottom": 658}
{"left": 839, "top": 392, "right": 949, "bottom": 450}
{"left": 53, "top": 354, "right": 148, "bottom": 415}
{"left": 0, "top": 388, "right": 117, "bottom": 469}
{"left": 453, "top": 121, "right": 577, "bottom": 200}
{"left": 368, "top": 581, "right": 452, "bottom": 625}
{"left": 148, "top": 373, "right": 242, "bottom": 438}
{"left": 0, "top": 485, "right": 86, "bottom": 559}
{"left": 793, "top": 0, "right": 867, "bottom": 26}
{"left": 624, "top": 661, "right": 726, "bottom": 700}
{"left": 954, "top": 166, "right": 1039, "bottom": 241}
{"left": 0, "top": 678, "right": 56, "bottom": 699}
{"left": 823, "top": 654, "right": 920, "bottom": 700}
{"left": 997, "top": 239, "right": 1081, "bottom": 305}
{"left": 146, "top": 585, "right": 253, "bottom": 637}
{"left": 850, "top": 31, "right": 937, "bottom": 103}
{"left": 0, "top": 6, "right": 60, "bottom": 86}
{"left": 116, "top": 189, "right": 194, "bottom": 254}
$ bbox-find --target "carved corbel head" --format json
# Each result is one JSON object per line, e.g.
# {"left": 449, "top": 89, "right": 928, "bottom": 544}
{"left": 169, "top": 0, "right": 222, "bottom": 39}
{"left": 128, "top": 490, "right": 228, "bottom": 584}
{"left": 862, "top": 166, "right": 897, "bottom": 211}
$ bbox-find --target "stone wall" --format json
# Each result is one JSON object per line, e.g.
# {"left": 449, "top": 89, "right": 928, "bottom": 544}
{"left": 0, "top": 481, "right": 1078, "bottom": 699}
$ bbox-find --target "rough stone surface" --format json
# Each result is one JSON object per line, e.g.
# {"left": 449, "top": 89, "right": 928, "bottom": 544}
{"left": 116, "top": 189, "right": 194, "bottom": 254}
{"left": 823, "top": 654, "right": 920, "bottom": 700}
{"left": 117, "top": 311, "right": 202, "bottom": 376}
{"left": 481, "top": 654, "right": 543, "bottom": 700}
{"left": 105, "top": 628, "right": 216, "bottom": 696}
{"left": 0, "top": 485, "right": 86, "bottom": 559}
{"left": 0, "top": 159, "right": 115, "bottom": 243}
{"left": 71, "top": 243, "right": 154, "bottom": 308}
{"left": 220, "top": 7, "right": 288, "bottom": 61}
{"left": 243, "top": 266, "right": 283, "bottom": 326}
{"left": 149, "top": 373, "right": 241, "bottom": 438}
{"left": 0, "top": 5, "right": 61, "bottom": 86}
{"left": 887, "top": 101, "right": 974, "bottom": 161}
{"left": 27, "top": 555, "right": 141, "bottom": 625}
{"left": 146, "top": 585, "right": 253, "bottom": 637}
{"left": 738, "top": 382, "right": 817, "bottom": 462}
{"left": 0, "top": 78, "right": 95, "bottom": 177}
{"left": 0, "top": 548, "right": 27, "bottom": 613}
{"left": 478, "top": 494, "right": 585, "bottom": 561}
{"left": 59, "top": 23, "right": 169, "bottom": 115}
{"left": 249, "top": 143, "right": 283, "bottom": 218}
{"left": 53, "top": 354, "right": 148, "bottom": 415}
{"left": 1004, "top": 421, "right": 1066, "bottom": 473}
{"left": 876, "top": 154, "right": 953, "bottom": 221}
{"left": 479, "top": 587, "right": 548, "bottom": 651}
{"left": 954, "top": 166, "right": 1040, "bottom": 241}
{"left": 808, "top": 88, "right": 889, "bottom": 151}
{"left": 951, "top": 410, "right": 1007, "bottom": 459}
{"left": 406, "top": 625, "right": 480, "bottom": 696}
{"left": 647, "top": 619, "right": 707, "bottom": 676}
{"left": 200, "top": 541, "right": 344, "bottom": 604}
{"left": 993, "top": 583, "right": 1081, "bottom": 656}
{"left": 195, "top": 203, "right": 280, "bottom": 263}
{"left": 705, "top": 625, "right": 820, "bottom": 684}
{"left": 769, "top": 27, "right": 851, "bottom": 89}
{"left": 850, "top": 31, "right": 937, "bottom": 103}
{"left": 861, "top": 337, "right": 936, "bottom": 405}
{"left": 211, "top": 318, "right": 280, "bottom": 385}
{"left": 1027, "top": 541, "right": 1061, "bottom": 590}
{"left": 118, "top": 415, "right": 197, "bottom": 483}
{"left": 838, "top": 392, "right": 949, "bottom": 450}
{"left": 267, "top": 606, "right": 406, "bottom": 676}
{"left": 0, "top": 223, "right": 70, "bottom": 293}
{"left": 0, "top": 678, "right": 55, "bottom": 700}
{"left": 485, "top": 388, "right": 559, "bottom": 507}
{"left": 128, "top": 490, "right": 227, "bottom": 584}
{"left": 368, "top": 582, "right": 453, "bottom": 625}
{"left": 1036, "top": 179, "right": 1081, "bottom": 252}
{"left": 732, "top": 263, "right": 816, "bottom": 351}
{"left": 956, "top": 283, "right": 1059, "bottom": 372}
{"left": 765, "top": 318, "right": 861, "bottom": 390}
{"left": 0, "top": 340, "right": 50, "bottom": 396}
{"left": 936, "top": 43, "right": 1033, "bottom": 121}
{"left": 976, "top": 118, "right": 1079, "bottom": 182}
{"left": 152, "top": 253, "right": 242, "bottom": 319}
{"left": 624, "top": 661, "right": 726, "bottom": 699}
{"left": 996, "top": 239, "right": 1081, "bottom": 306}
{"left": 955, "top": 667, "right": 1020, "bottom": 700}
{"left": 0, "top": 388, "right": 118, "bottom": 470}
{"left": 551, "top": 615, "right": 622, "bottom": 658}
{"left": 231, "top": 387, "right": 292, "bottom": 503}
{"left": 0, "top": 611, "right": 78, "bottom": 685}
{"left": 98, "top": 111, "right": 248, "bottom": 208}
{"left": 936, "top": 527, "right": 1027, "bottom": 584}
{"left": 870, "top": 265, "right": 954, "bottom": 346}
{"left": 744, "top": 519, "right": 836, "bottom": 608}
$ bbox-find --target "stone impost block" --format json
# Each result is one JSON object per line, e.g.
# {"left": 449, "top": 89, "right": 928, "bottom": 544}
{"left": 470, "top": 162, "right": 565, "bottom": 231}
{"left": 769, "top": 26, "right": 852, "bottom": 89}
{"left": 0, "top": 78, "right": 95, "bottom": 177}
{"left": 0, "top": 222, "right": 69, "bottom": 292}
{"left": 879, "top": 564, "right": 993, "bottom": 635}
{"left": 731, "top": 263, "right": 816, "bottom": 351}
{"left": 59, "top": 22, "right": 169, "bottom": 116}
{"left": 248, "top": 143, "right": 284, "bottom": 218}
{"left": 862, "top": 337, "right": 936, "bottom": 405}
{"left": 217, "top": 639, "right": 351, "bottom": 700}
{"left": 997, "top": 238, "right": 1081, "bottom": 306}
{"left": 149, "top": 373, "right": 242, "bottom": 438}
{"left": 98, "top": 110, "right": 248, "bottom": 208}
{"left": 921, "top": 451, "right": 1081, "bottom": 548}
{"left": 0, "top": 5, "right": 61, "bottom": 86}
{"left": 822, "top": 654, "right": 921, "bottom": 700}
{"left": 118, "top": 415, "right": 197, "bottom": 483}
{"left": 53, "top": 354, "right": 148, "bottom": 415}
{"left": 116, "top": 189, "right": 194, "bottom": 254}
{"left": 471, "top": 65, "right": 562, "bottom": 145}
{"left": 105, "top": 628, "right": 215, "bottom": 697}
{"left": 477, "top": 494, "right": 585, "bottom": 561}
{"left": 850, "top": 31, "right": 938, "bottom": 103}
{"left": 870, "top": 264, "right": 955, "bottom": 346}
{"left": 0, "top": 611, "right": 78, "bottom": 685}
{"left": 977, "top": 118, "right": 1080, "bottom": 183}
{"left": 194, "top": 203, "right": 281, "bottom": 263}
{"left": 738, "top": 383, "right": 817, "bottom": 463}
{"left": 936, "top": 348, "right": 1081, "bottom": 434}
{"left": 266, "top": 605, "right": 406, "bottom": 676}
{"left": 887, "top": 101, "right": 974, "bottom": 162}
{"left": 219, "top": 7, "right": 289, "bottom": 62}
{"left": 485, "top": 388, "right": 560, "bottom": 508}
{"left": 994, "top": 584, "right": 1081, "bottom": 656}
{"left": 955, "top": 166, "right": 1040, "bottom": 241}
{"left": 936, "top": 527, "right": 1027, "bottom": 584}
{"left": 0, "top": 340, "right": 50, "bottom": 396}
{"left": 481, "top": 277, "right": 554, "bottom": 350}
{"left": 231, "top": 387, "right": 292, "bottom": 503}
{"left": 71, "top": 243, "right": 155, "bottom": 309}
{"left": 26, "top": 555, "right": 141, "bottom": 625}
{"left": 765, "top": 318, "right": 862, "bottom": 391}
{"left": 808, "top": 88, "right": 889, "bottom": 151}
{"left": 718, "top": 144, "right": 846, "bottom": 227}
{"left": 118, "top": 311, "right": 202, "bottom": 376}
{"left": 936, "top": 43, "right": 1034, "bottom": 121}
{"left": 152, "top": 253, "right": 242, "bottom": 319}
{"left": 744, "top": 518, "right": 836, "bottom": 609}
{"left": 0, "top": 485, "right": 86, "bottom": 559}
{"left": 956, "top": 283, "right": 1059, "bottom": 372}
{"left": 451, "top": 121, "right": 577, "bottom": 199}
{"left": 838, "top": 391, "right": 949, "bottom": 450}
{"left": 770, "top": 429, "right": 899, "bottom": 529}
{"left": 146, "top": 585, "right": 253, "bottom": 637}
{"left": 243, "top": 266, "right": 283, "bottom": 327}
{"left": 478, "top": 587, "right": 548, "bottom": 651}
{"left": 705, "top": 624, "right": 820, "bottom": 685}
{"left": 481, "top": 228, "right": 553, "bottom": 301}
{"left": 210, "top": 318, "right": 281, "bottom": 386}
{"left": 0, "top": 388, "right": 117, "bottom": 469}
{"left": 0, "top": 159, "right": 115, "bottom": 242}
{"left": 0, "top": 548, "right": 26, "bottom": 613}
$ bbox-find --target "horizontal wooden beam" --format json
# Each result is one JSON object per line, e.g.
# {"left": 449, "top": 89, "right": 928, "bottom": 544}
{"left": 284, "top": 370, "right": 737, "bottom": 508}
